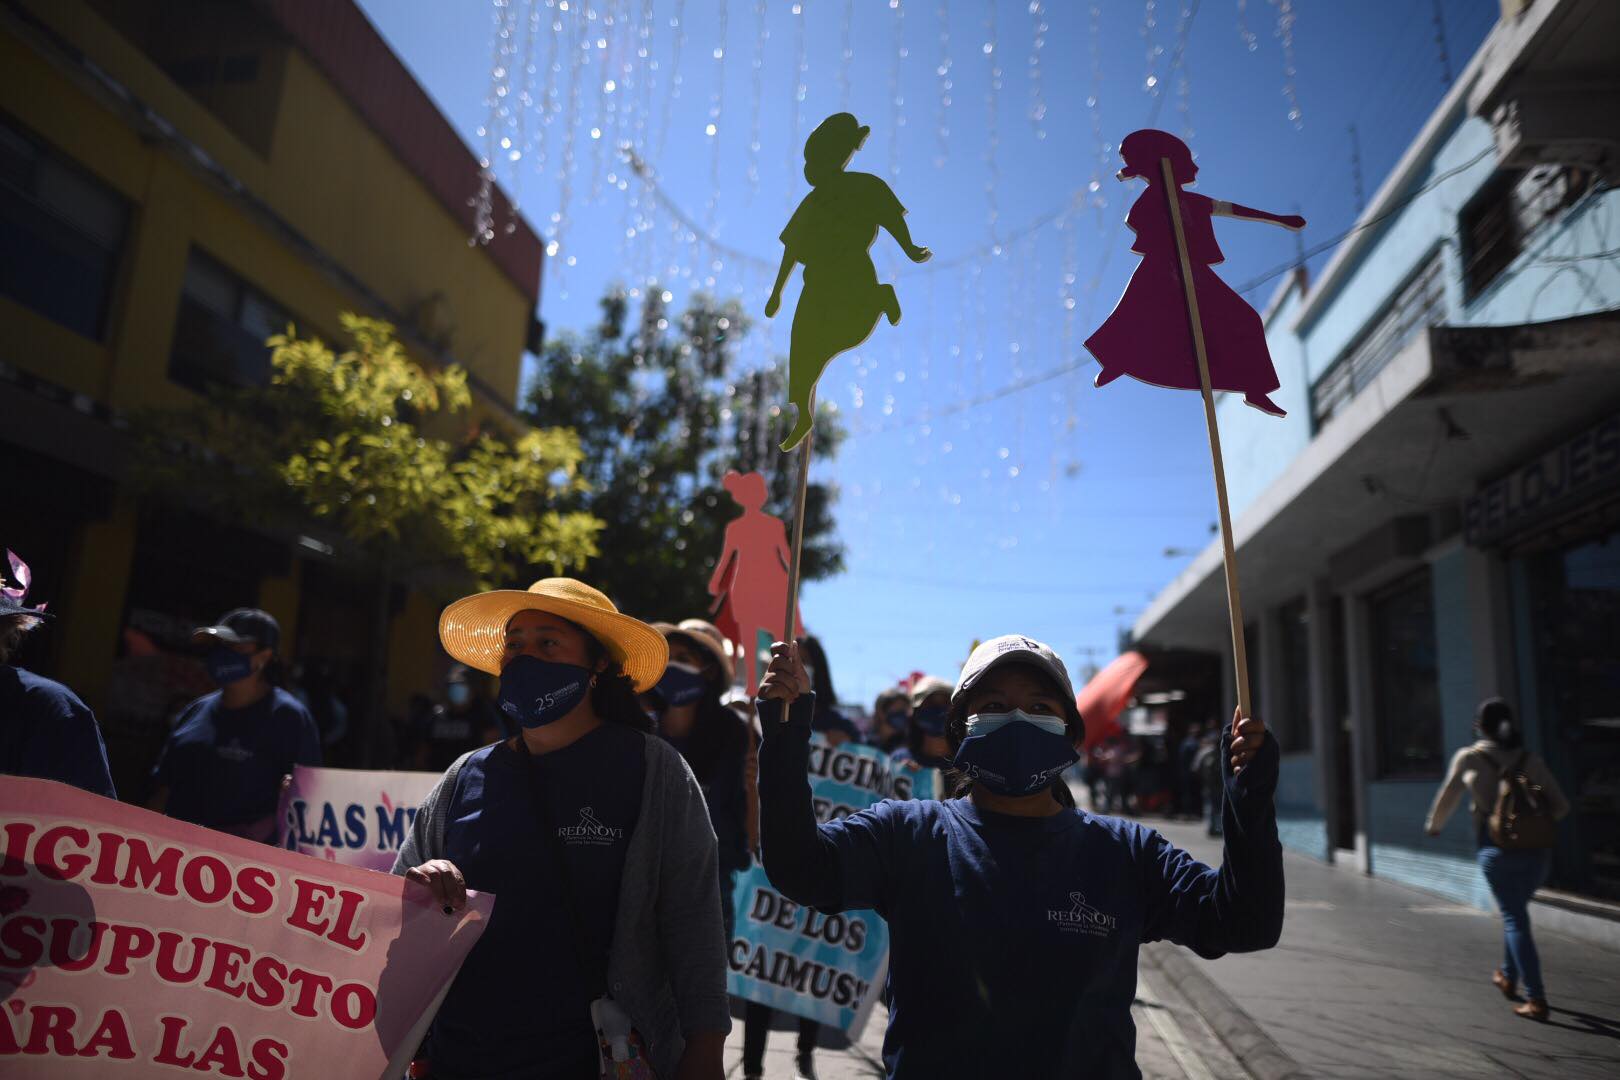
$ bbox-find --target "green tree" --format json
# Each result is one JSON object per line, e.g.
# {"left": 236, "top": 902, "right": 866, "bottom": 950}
{"left": 523, "top": 289, "right": 843, "bottom": 620}
{"left": 135, "top": 314, "right": 601, "bottom": 757}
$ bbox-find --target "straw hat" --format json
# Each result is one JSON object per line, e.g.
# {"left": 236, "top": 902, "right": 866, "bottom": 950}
{"left": 676, "top": 618, "right": 737, "bottom": 685}
{"left": 439, "top": 578, "right": 669, "bottom": 691}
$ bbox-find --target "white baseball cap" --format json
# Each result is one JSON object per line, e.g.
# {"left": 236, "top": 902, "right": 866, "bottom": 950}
{"left": 954, "top": 634, "right": 1083, "bottom": 728}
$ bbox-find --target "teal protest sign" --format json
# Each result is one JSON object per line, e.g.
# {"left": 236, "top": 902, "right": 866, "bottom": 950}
{"left": 729, "top": 734, "right": 935, "bottom": 1034}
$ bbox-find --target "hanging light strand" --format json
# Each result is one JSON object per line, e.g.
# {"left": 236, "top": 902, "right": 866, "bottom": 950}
{"left": 472, "top": 0, "right": 521, "bottom": 245}
{"left": 839, "top": 0, "right": 855, "bottom": 111}
{"left": 1273, "top": 0, "right": 1302, "bottom": 128}
{"left": 888, "top": 0, "right": 907, "bottom": 182}
{"left": 983, "top": 0, "right": 1001, "bottom": 246}
{"left": 746, "top": 0, "right": 767, "bottom": 197}
{"left": 1027, "top": 1, "right": 1047, "bottom": 140}
{"left": 933, "top": 0, "right": 951, "bottom": 168}
{"left": 654, "top": 0, "right": 687, "bottom": 162}
{"left": 1086, "top": 4, "right": 1108, "bottom": 222}
{"left": 1142, "top": 0, "right": 1163, "bottom": 100}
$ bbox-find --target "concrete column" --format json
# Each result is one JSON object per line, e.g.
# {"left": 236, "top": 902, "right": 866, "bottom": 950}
{"left": 1257, "top": 604, "right": 1286, "bottom": 747}
{"left": 1341, "top": 589, "right": 1374, "bottom": 875}
{"left": 1463, "top": 546, "right": 1518, "bottom": 707}
{"left": 1306, "top": 578, "right": 1336, "bottom": 859}
{"left": 54, "top": 495, "right": 139, "bottom": 717}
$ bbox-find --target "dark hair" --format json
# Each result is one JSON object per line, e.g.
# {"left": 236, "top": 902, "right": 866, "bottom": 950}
{"left": 0, "top": 613, "right": 44, "bottom": 666}
{"left": 874, "top": 687, "right": 907, "bottom": 717}
{"left": 943, "top": 664, "right": 1078, "bottom": 808}
{"left": 798, "top": 635, "right": 838, "bottom": 717}
{"left": 579, "top": 627, "right": 654, "bottom": 733}
{"left": 1476, "top": 697, "right": 1522, "bottom": 751}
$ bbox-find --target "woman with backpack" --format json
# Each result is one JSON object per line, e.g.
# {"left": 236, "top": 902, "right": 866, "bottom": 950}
{"left": 1426, "top": 698, "right": 1570, "bottom": 1021}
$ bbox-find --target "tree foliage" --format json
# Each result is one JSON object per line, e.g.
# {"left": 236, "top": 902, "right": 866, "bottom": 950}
{"left": 523, "top": 289, "right": 844, "bottom": 620}
{"left": 135, "top": 313, "right": 601, "bottom": 587}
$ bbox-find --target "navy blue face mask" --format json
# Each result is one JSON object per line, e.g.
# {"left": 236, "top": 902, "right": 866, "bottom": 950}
{"left": 498, "top": 655, "right": 592, "bottom": 729}
{"left": 952, "top": 711, "right": 1079, "bottom": 797}
{"left": 206, "top": 647, "right": 256, "bottom": 686}
{"left": 655, "top": 661, "right": 708, "bottom": 708}
{"left": 911, "top": 704, "right": 949, "bottom": 736}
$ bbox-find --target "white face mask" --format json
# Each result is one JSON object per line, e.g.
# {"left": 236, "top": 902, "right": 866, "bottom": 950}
{"left": 964, "top": 710, "right": 1069, "bottom": 738}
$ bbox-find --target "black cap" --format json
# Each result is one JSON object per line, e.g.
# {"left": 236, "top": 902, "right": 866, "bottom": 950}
{"left": 191, "top": 608, "right": 280, "bottom": 652}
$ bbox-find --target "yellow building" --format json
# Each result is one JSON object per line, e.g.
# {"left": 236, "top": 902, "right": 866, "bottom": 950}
{"left": 1, "top": 0, "right": 545, "bottom": 790}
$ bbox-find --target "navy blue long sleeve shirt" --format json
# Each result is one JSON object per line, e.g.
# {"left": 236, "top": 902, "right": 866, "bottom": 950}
{"left": 758, "top": 694, "right": 1283, "bottom": 1079}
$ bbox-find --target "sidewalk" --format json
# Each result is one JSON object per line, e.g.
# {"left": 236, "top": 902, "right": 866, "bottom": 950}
{"left": 1153, "top": 817, "right": 1620, "bottom": 1078}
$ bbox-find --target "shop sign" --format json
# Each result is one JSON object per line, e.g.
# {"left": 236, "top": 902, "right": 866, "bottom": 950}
{"left": 1465, "top": 413, "right": 1620, "bottom": 545}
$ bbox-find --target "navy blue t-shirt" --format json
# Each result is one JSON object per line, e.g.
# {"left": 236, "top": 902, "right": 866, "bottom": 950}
{"left": 430, "top": 724, "right": 647, "bottom": 1079}
{"left": 153, "top": 687, "right": 321, "bottom": 831}
{"left": 0, "top": 665, "right": 116, "bottom": 799}
{"left": 760, "top": 695, "right": 1283, "bottom": 1080}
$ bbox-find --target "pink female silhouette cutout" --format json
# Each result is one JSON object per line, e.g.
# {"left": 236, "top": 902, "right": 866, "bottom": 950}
{"left": 708, "top": 470, "right": 804, "bottom": 694}
{"left": 1084, "top": 129, "right": 1304, "bottom": 417}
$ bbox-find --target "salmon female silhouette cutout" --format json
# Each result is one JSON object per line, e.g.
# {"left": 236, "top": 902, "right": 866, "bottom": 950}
{"left": 708, "top": 470, "right": 804, "bottom": 694}
{"left": 1085, "top": 129, "right": 1303, "bottom": 417}
{"left": 767, "top": 113, "right": 931, "bottom": 450}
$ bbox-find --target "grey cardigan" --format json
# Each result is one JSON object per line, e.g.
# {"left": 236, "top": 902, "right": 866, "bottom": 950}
{"left": 391, "top": 731, "right": 732, "bottom": 1077}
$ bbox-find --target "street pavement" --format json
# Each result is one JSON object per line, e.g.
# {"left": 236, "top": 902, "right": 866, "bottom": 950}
{"left": 1155, "top": 817, "right": 1620, "bottom": 1079}
{"left": 723, "top": 811, "right": 1620, "bottom": 1078}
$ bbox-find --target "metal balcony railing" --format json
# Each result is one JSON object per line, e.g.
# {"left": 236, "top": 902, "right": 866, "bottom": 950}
{"left": 1310, "top": 250, "right": 1448, "bottom": 427}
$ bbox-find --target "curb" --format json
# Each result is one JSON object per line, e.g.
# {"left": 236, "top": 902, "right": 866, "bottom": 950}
{"left": 1141, "top": 943, "right": 1308, "bottom": 1080}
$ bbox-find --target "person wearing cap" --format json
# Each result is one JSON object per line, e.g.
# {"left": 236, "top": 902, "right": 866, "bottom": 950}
{"left": 756, "top": 635, "right": 1282, "bottom": 1078}
{"left": 0, "top": 550, "right": 116, "bottom": 798}
{"left": 891, "top": 674, "right": 953, "bottom": 771}
{"left": 147, "top": 608, "right": 319, "bottom": 839}
{"left": 868, "top": 687, "right": 910, "bottom": 754}
{"left": 647, "top": 619, "right": 751, "bottom": 933}
{"left": 392, "top": 579, "right": 729, "bottom": 1080}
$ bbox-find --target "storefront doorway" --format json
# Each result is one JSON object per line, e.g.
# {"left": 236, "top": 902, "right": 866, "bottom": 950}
{"left": 1520, "top": 526, "right": 1620, "bottom": 902}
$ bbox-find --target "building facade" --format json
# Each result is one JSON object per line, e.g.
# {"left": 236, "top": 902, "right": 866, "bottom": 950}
{"left": 2, "top": 0, "right": 545, "bottom": 791}
{"left": 1133, "top": 0, "right": 1620, "bottom": 932}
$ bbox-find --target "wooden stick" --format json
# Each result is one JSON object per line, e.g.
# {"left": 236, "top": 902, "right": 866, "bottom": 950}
{"left": 1159, "top": 157, "right": 1253, "bottom": 720}
{"left": 782, "top": 390, "right": 815, "bottom": 644}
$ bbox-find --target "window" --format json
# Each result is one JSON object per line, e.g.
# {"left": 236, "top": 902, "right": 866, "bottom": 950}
{"left": 168, "top": 250, "right": 291, "bottom": 391}
{"left": 0, "top": 116, "right": 129, "bottom": 340}
{"left": 1369, "top": 568, "right": 1443, "bottom": 778}
{"left": 87, "top": 0, "right": 288, "bottom": 158}
{"left": 1277, "top": 597, "right": 1313, "bottom": 752}
{"left": 1460, "top": 165, "right": 1590, "bottom": 300}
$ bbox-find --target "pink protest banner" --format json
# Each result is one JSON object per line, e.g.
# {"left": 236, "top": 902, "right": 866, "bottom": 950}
{"left": 278, "top": 766, "right": 441, "bottom": 874}
{"left": 0, "top": 777, "right": 493, "bottom": 1078}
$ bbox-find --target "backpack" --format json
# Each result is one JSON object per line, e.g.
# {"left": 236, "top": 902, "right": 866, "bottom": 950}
{"left": 1488, "top": 751, "right": 1557, "bottom": 850}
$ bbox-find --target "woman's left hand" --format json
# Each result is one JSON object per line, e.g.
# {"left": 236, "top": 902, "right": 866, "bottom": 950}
{"left": 672, "top": 1032, "right": 726, "bottom": 1080}
{"left": 765, "top": 292, "right": 781, "bottom": 317}
{"left": 1228, "top": 707, "right": 1267, "bottom": 775}
{"left": 907, "top": 244, "right": 933, "bottom": 263}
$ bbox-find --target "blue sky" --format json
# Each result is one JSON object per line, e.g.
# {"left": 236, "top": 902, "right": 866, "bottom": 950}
{"left": 356, "top": 0, "right": 1497, "bottom": 708}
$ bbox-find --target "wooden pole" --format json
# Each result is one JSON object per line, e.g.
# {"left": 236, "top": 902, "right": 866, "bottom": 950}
{"left": 1159, "top": 157, "right": 1253, "bottom": 720}
{"left": 782, "top": 390, "right": 815, "bottom": 644}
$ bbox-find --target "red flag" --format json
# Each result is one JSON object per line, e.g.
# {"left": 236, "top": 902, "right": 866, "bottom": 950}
{"left": 1076, "top": 651, "right": 1150, "bottom": 750}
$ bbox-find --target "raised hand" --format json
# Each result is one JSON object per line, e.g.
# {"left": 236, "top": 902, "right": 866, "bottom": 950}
{"left": 758, "top": 641, "right": 810, "bottom": 704}
{"left": 405, "top": 859, "right": 467, "bottom": 913}
{"left": 1229, "top": 707, "right": 1267, "bottom": 775}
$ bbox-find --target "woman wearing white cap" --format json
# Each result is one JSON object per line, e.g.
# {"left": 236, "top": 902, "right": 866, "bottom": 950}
{"left": 393, "top": 579, "right": 729, "bottom": 1080}
{"left": 756, "top": 635, "right": 1282, "bottom": 1079}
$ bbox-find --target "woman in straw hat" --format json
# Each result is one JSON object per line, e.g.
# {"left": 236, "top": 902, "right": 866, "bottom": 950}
{"left": 756, "top": 636, "right": 1282, "bottom": 1079}
{"left": 393, "top": 579, "right": 729, "bottom": 1080}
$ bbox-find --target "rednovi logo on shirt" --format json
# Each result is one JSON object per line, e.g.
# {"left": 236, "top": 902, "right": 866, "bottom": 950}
{"left": 1048, "top": 891, "right": 1118, "bottom": 937}
{"left": 557, "top": 806, "right": 624, "bottom": 846}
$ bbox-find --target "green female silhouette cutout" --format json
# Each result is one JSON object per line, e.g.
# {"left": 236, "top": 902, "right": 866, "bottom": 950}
{"left": 767, "top": 113, "right": 931, "bottom": 450}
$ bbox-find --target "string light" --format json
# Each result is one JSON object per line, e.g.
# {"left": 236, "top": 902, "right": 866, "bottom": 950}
{"left": 746, "top": 0, "right": 767, "bottom": 197}
{"left": 1142, "top": 0, "right": 1163, "bottom": 100}
{"left": 839, "top": 0, "right": 855, "bottom": 111}
{"left": 786, "top": 1, "right": 807, "bottom": 221}
{"left": 1027, "top": 1, "right": 1047, "bottom": 141}
{"left": 705, "top": 0, "right": 730, "bottom": 262}
{"left": 654, "top": 0, "right": 686, "bottom": 162}
{"left": 1273, "top": 0, "right": 1302, "bottom": 128}
{"left": 888, "top": 0, "right": 907, "bottom": 182}
{"left": 983, "top": 0, "right": 1001, "bottom": 245}
{"left": 471, "top": 0, "right": 520, "bottom": 246}
{"left": 933, "top": 0, "right": 951, "bottom": 168}
{"left": 1236, "top": 0, "right": 1259, "bottom": 51}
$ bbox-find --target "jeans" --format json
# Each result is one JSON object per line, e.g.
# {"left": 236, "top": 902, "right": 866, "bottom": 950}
{"left": 1477, "top": 845, "right": 1552, "bottom": 1000}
